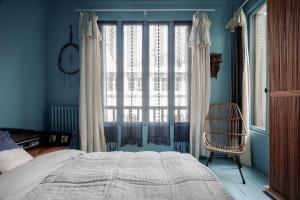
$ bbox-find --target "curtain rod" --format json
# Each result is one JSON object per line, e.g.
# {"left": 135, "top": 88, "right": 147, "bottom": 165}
{"left": 238, "top": 0, "right": 248, "bottom": 10}
{"left": 75, "top": 8, "right": 216, "bottom": 12}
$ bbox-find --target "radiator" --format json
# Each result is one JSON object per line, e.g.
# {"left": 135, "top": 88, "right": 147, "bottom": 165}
{"left": 51, "top": 106, "right": 78, "bottom": 133}
{"left": 50, "top": 106, "right": 117, "bottom": 151}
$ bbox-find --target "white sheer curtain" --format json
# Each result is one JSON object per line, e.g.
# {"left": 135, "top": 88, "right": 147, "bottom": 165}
{"left": 174, "top": 24, "right": 192, "bottom": 153}
{"left": 122, "top": 24, "right": 143, "bottom": 147}
{"left": 79, "top": 12, "right": 107, "bottom": 152}
{"left": 148, "top": 24, "right": 170, "bottom": 145}
{"left": 226, "top": 9, "right": 251, "bottom": 166}
{"left": 189, "top": 12, "right": 211, "bottom": 159}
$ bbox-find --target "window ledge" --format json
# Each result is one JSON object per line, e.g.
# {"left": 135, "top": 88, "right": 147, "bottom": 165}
{"left": 250, "top": 126, "right": 267, "bottom": 136}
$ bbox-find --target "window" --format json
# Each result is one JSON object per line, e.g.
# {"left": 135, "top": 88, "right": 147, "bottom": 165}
{"left": 101, "top": 24, "right": 117, "bottom": 123}
{"left": 100, "top": 22, "right": 191, "bottom": 146}
{"left": 173, "top": 23, "right": 191, "bottom": 152}
{"left": 174, "top": 24, "right": 191, "bottom": 123}
{"left": 149, "top": 24, "right": 169, "bottom": 123}
{"left": 252, "top": 4, "right": 267, "bottom": 130}
{"left": 123, "top": 24, "right": 143, "bottom": 123}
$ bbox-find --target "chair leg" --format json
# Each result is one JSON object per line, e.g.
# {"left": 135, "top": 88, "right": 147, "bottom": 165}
{"left": 209, "top": 152, "right": 214, "bottom": 163}
{"left": 234, "top": 155, "right": 246, "bottom": 184}
{"left": 206, "top": 152, "right": 214, "bottom": 166}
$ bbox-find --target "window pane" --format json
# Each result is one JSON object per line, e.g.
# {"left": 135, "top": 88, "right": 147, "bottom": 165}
{"left": 123, "top": 24, "right": 143, "bottom": 122}
{"left": 149, "top": 24, "right": 169, "bottom": 122}
{"left": 174, "top": 24, "right": 191, "bottom": 122}
{"left": 101, "top": 24, "right": 117, "bottom": 122}
{"left": 253, "top": 5, "right": 267, "bottom": 129}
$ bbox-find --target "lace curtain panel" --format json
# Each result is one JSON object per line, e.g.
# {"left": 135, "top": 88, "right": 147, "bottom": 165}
{"left": 174, "top": 24, "right": 192, "bottom": 152}
{"left": 148, "top": 24, "right": 170, "bottom": 145}
{"left": 101, "top": 24, "right": 118, "bottom": 150}
{"left": 122, "top": 24, "right": 143, "bottom": 146}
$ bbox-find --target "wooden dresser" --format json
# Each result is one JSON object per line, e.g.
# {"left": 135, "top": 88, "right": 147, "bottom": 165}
{"left": 27, "top": 146, "right": 67, "bottom": 157}
{"left": 1, "top": 128, "right": 72, "bottom": 158}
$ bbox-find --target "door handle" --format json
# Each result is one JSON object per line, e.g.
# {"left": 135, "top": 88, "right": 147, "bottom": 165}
{"left": 264, "top": 88, "right": 269, "bottom": 94}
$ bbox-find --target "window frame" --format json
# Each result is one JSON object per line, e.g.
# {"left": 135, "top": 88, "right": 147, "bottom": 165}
{"left": 122, "top": 22, "right": 144, "bottom": 124}
{"left": 249, "top": 2, "right": 268, "bottom": 134}
{"left": 99, "top": 20, "right": 192, "bottom": 146}
{"left": 174, "top": 21, "right": 192, "bottom": 123}
{"left": 98, "top": 21, "right": 118, "bottom": 124}
{"left": 148, "top": 22, "right": 170, "bottom": 124}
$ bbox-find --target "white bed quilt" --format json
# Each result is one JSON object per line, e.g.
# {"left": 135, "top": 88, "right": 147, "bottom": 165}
{"left": 19, "top": 151, "right": 233, "bottom": 200}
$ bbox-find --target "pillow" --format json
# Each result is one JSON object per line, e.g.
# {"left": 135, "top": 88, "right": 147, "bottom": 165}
{"left": 0, "top": 148, "right": 33, "bottom": 173}
{"left": 0, "top": 131, "right": 19, "bottom": 151}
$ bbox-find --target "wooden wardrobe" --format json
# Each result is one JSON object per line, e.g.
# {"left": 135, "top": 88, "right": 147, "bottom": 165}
{"left": 267, "top": 0, "right": 300, "bottom": 199}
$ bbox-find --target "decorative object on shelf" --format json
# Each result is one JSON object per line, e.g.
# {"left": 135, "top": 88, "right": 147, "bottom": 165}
{"left": 47, "top": 132, "right": 72, "bottom": 146}
{"left": 3, "top": 128, "right": 72, "bottom": 148}
{"left": 210, "top": 53, "right": 222, "bottom": 78}
{"left": 2, "top": 128, "right": 43, "bottom": 150}
{"left": 58, "top": 25, "right": 79, "bottom": 86}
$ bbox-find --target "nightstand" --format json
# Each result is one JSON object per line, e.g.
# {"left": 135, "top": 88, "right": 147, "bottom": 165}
{"left": 2, "top": 128, "right": 73, "bottom": 157}
{"left": 27, "top": 146, "right": 67, "bottom": 157}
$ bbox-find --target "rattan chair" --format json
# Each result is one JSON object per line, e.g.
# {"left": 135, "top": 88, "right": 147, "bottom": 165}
{"left": 204, "top": 103, "right": 247, "bottom": 184}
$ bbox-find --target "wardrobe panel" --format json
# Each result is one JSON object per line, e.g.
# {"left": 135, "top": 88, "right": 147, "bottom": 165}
{"left": 268, "top": 0, "right": 300, "bottom": 199}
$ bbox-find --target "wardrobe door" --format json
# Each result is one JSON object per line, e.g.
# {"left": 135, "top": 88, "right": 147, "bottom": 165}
{"left": 268, "top": 0, "right": 300, "bottom": 199}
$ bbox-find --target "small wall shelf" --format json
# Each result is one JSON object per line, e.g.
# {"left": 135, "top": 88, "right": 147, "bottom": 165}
{"left": 210, "top": 53, "right": 222, "bottom": 78}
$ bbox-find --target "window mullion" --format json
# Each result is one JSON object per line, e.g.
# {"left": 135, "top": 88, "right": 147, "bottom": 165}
{"left": 116, "top": 21, "right": 123, "bottom": 147}
{"left": 169, "top": 22, "right": 175, "bottom": 148}
{"left": 143, "top": 21, "right": 149, "bottom": 126}
{"left": 169, "top": 21, "right": 175, "bottom": 128}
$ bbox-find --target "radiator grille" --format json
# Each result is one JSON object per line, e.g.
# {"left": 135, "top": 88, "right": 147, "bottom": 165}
{"left": 50, "top": 106, "right": 117, "bottom": 151}
{"left": 51, "top": 106, "right": 79, "bottom": 133}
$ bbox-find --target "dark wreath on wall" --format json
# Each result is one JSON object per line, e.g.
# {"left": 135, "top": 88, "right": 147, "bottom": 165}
{"left": 58, "top": 25, "right": 79, "bottom": 86}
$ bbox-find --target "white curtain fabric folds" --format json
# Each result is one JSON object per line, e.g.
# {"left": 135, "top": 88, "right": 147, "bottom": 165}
{"left": 79, "top": 12, "right": 107, "bottom": 152}
{"left": 189, "top": 12, "right": 211, "bottom": 160}
{"left": 226, "top": 9, "right": 251, "bottom": 166}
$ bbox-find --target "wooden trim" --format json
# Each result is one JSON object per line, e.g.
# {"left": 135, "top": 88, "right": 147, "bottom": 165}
{"left": 264, "top": 185, "right": 287, "bottom": 200}
{"left": 270, "top": 90, "right": 300, "bottom": 97}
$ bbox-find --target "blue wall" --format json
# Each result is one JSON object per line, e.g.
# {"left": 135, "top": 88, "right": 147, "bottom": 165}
{"left": 244, "top": 0, "right": 269, "bottom": 175}
{"left": 250, "top": 130, "right": 269, "bottom": 175}
{"left": 0, "top": 0, "right": 270, "bottom": 168}
{"left": 0, "top": 0, "right": 47, "bottom": 131}
{"left": 47, "top": 0, "right": 236, "bottom": 108}
{"left": 46, "top": 0, "right": 236, "bottom": 151}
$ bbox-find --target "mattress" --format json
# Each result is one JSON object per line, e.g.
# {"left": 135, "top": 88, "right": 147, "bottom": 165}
{"left": 0, "top": 150, "right": 233, "bottom": 200}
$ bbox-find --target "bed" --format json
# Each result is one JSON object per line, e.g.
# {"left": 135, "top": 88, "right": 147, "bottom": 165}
{"left": 0, "top": 150, "right": 233, "bottom": 200}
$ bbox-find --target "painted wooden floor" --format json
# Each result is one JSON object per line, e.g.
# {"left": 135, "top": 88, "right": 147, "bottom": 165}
{"left": 200, "top": 158, "right": 273, "bottom": 200}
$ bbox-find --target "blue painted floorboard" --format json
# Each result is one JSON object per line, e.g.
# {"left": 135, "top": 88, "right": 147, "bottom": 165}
{"left": 200, "top": 158, "right": 273, "bottom": 200}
